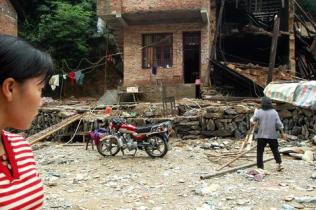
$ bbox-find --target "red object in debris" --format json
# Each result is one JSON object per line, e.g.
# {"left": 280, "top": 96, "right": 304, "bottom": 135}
{"left": 104, "top": 106, "right": 112, "bottom": 116}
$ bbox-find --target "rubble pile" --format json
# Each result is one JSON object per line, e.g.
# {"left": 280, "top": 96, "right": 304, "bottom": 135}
{"left": 225, "top": 62, "right": 294, "bottom": 87}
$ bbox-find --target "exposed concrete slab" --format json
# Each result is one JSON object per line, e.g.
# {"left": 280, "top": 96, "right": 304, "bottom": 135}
{"left": 123, "top": 9, "right": 206, "bottom": 25}
{"left": 97, "top": 89, "right": 118, "bottom": 105}
{"left": 139, "top": 84, "right": 196, "bottom": 102}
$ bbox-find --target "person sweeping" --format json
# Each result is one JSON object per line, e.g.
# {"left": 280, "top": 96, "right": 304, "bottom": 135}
{"left": 250, "top": 97, "right": 287, "bottom": 171}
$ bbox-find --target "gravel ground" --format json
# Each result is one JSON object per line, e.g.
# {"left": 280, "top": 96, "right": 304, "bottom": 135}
{"left": 33, "top": 139, "right": 316, "bottom": 210}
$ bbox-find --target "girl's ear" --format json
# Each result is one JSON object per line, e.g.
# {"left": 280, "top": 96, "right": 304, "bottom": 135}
{"left": 1, "top": 78, "right": 16, "bottom": 102}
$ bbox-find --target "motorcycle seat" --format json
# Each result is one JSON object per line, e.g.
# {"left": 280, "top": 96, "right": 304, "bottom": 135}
{"left": 136, "top": 125, "right": 155, "bottom": 133}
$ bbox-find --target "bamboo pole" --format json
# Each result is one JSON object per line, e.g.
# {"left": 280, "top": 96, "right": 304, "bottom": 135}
{"left": 62, "top": 143, "right": 85, "bottom": 147}
{"left": 28, "top": 114, "right": 83, "bottom": 145}
{"left": 200, "top": 157, "right": 273, "bottom": 180}
{"left": 216, "top": 144, "right": 257, "bottom": 171}
{"left": 239, "top": 126, "right": 255, "bottom": 153}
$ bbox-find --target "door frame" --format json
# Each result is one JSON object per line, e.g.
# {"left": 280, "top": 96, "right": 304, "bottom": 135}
{"left": 182, "top": 31, "right": 201, "bottom": 83}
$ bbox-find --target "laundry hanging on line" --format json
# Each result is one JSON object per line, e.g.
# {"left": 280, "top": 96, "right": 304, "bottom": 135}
{"left": 68, "top": 71, "right": 76, "bottom": 85}
{"left": 75, "top": 70, "right": 85, "bottom": 86}
{"left": 49, "top": 75, "right": 60, "bottom": 90}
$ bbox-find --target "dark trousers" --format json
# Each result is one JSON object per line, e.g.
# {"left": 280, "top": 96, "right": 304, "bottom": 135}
{"left": 257, "top": 138, "right": 282, "bottom": 169}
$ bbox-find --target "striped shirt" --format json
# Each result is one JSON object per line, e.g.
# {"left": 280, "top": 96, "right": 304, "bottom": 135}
{"left": 0, "top": 131, "right": 44, "bottom": 210}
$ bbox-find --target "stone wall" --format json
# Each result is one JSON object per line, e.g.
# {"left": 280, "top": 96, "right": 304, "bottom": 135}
{"left": 174, "top": 104, "right": 255, "bottom": 140}
{"left": 27, "top": 102, "right": 316, "bottom": 141}
{"left": 175, "top": 103, "right": 316, "bottom": 140}
{"left": 0, "top": 0, "right": 17, "bottom": 36}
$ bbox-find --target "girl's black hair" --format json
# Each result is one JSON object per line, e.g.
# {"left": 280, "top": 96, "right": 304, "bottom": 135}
{"left": 0, "top": 35, "right": 54, "bottom": 84}
{"left": 261, "top": 97, "right": 274, "bottom": 110}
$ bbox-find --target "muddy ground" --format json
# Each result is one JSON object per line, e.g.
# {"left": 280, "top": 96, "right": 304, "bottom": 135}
{"left": 33, "top": 138, "right": 316, "bottom": 210}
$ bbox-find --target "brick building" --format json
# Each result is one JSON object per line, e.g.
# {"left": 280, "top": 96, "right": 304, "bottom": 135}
{"left": 0, "top": 0, "right": 18, "bottom": 36}
{"left": 97, "top": 0, "right": 214, "bottom": 87}
{"left": 98, "top": 0, "right": 299, "bottom": 98}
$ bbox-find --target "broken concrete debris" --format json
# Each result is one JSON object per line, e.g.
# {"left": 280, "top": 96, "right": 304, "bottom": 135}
{"left": 225, "top": 62, "right": 294, "bottom": 88}
{"left": 280, "top": 147, "right": 316, "bottom": 161}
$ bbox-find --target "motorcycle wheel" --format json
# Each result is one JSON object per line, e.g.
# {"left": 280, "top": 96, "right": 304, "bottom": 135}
{"left": 145, "top": 135, "right": 168, "bottom": 158}
{"left": 97, "top": 137, "right": 120, "bottom": 156}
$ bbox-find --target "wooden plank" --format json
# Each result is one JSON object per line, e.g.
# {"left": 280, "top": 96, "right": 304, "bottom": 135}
{"left": 27, "top": 114, "right": 84, "bottom": 145}
{"left": 267, "top": 15, "right": 280, "bottom": 84}
{"left": 239, "top": 126, "right": 255, "bottom": 153}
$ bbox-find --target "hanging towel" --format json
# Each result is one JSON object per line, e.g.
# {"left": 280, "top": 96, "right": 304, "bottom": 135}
{"left": 49, "top": 75, "right": 60, "bottom": 90}
{"left": 68, "top": 71, "right": 75, "bottom": 85}
{"left": 76, "top": 71, "right": 85, "bottom": 86}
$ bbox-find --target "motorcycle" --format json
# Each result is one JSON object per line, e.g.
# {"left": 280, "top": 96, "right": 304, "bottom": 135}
{"left": 96, "top": 118, "right": 171, "bottom": 158}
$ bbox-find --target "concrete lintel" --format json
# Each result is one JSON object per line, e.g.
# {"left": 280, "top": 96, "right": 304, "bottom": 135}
{"left": 116, "top": 12, "right": 128, "bottom": 27}
{"left": 200, "top": 8, "right": 209, "bottom": 24}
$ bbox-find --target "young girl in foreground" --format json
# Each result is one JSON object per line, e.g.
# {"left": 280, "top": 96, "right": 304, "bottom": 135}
{"left": 0, "top": 34, "right": 53, "bottom": 209}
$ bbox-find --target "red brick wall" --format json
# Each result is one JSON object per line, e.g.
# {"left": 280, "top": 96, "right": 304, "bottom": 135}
{"left": 98, "top": 0, "right": 216, "bottom": 86}
{"left": 0, "top": 0, "right": 17, "bottom": 36}
{"left": 123, "top": 22, "right": 211, "bottom": 86}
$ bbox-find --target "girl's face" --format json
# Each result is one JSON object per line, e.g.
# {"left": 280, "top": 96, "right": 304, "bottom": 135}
{"left": 5, "top": 76, "right": 45, "bottom": 130}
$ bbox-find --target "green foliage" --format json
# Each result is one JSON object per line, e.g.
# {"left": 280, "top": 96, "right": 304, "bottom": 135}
{"left": 19, "top": 0, "right": 101, "bottom": 70}
{"left": 299, "top": 0, "right": 316, "bottom": 18}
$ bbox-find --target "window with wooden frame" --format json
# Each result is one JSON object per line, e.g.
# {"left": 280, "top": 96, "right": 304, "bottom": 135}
{"left": 142, "top": 33, "right": 173, "bottom": 69}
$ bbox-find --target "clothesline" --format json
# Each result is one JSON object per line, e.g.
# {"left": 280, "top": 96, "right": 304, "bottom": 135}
{"left": 49, "top": 52, "right": 122, "bottom": 92}
{"left": 49, "top": 34, "right": 186, "bottom": 92}
{"left": 61, "top": 52, "right": 123, "bottom": 73}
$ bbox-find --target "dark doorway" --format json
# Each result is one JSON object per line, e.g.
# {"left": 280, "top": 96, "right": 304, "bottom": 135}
{"left": 183, "top": 32, "right": 201, "bottom": 83}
